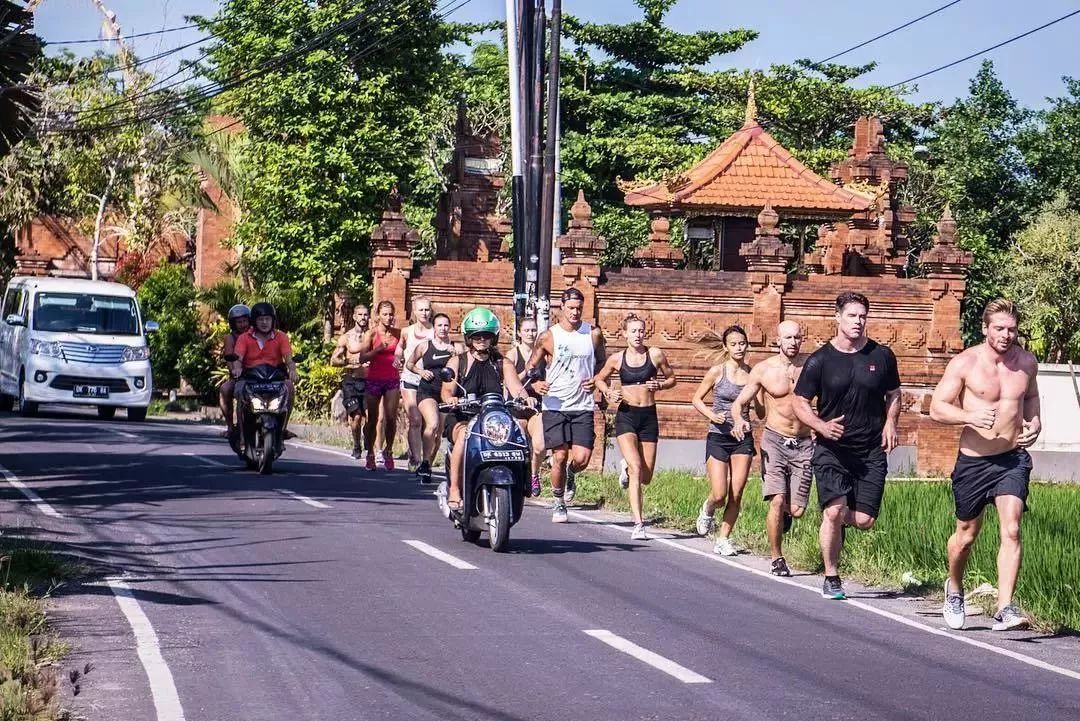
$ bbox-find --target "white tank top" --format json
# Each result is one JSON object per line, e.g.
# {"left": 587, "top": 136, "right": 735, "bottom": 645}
{"left": 543, "top": 322, "right": 596, "bottom": 412}
{"left": 400, "top": 325, "right": 433, "bottom": 385}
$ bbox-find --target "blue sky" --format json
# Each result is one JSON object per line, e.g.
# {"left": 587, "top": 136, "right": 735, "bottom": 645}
{"left": 31, "top": 0, "right": 1079, "bottom": 109}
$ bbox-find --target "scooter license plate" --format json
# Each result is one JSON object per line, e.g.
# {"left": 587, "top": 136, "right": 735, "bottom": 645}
{"left": 73, "top": 384, "right": 109, "bottom": 398}
{"left": 479, "top": 449, "right": 525, "bottom": 462}
{"left": 248, "top": 383, "right": 282, "bottom": 394}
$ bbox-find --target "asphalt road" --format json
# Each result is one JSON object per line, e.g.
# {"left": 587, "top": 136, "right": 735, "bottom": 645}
{"left": 1, "top": 410, "right": 1078, "bottom": 721}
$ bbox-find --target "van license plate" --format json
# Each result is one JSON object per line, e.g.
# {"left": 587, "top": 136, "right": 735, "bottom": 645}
{"left": 73, "top": 384, "right": 109, "bottom": 398}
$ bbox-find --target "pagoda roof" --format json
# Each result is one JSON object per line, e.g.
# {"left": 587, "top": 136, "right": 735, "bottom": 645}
{"left": 624, "top": 120, "right": 874, "bottom": 215}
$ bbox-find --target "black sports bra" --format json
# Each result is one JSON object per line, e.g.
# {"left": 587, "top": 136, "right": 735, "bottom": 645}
{"left": 619, "top": 348, "right": 658, "bottom": 386}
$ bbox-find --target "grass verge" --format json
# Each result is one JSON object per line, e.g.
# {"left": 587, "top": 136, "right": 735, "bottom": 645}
{"left": 569, "top": 469, "right": 1080, "bottom": 632}
{"left": 0, "top": 542, "right": 78, "bottom": 720}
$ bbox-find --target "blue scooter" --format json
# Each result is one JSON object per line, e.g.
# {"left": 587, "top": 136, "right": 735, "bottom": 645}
{"left": 437, "top": 367, "right": 534, "bottom": 552}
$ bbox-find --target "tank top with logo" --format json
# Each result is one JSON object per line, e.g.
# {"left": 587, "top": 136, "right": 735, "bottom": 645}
{"left": 542, "top": 322, "right": 596, "bottom": 412}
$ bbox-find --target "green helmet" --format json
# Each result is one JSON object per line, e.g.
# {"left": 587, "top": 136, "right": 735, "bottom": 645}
{"left": 461, "top": 307, "right": 501, "bottom": 340}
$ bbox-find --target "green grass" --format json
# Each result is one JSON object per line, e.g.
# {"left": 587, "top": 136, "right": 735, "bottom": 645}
{"left": 570, "top": 470, "right": 1080, "bottom": 632}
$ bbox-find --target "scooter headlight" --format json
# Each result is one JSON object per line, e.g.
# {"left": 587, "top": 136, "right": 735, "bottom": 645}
{"left": 482, "top": 411, "right": 513, "bottom": 447}
{"left": 264, "top": 396, "right": 283, "bottom": 412}
{"left": 249, "top": 396, "right": 267, "bottom": 411}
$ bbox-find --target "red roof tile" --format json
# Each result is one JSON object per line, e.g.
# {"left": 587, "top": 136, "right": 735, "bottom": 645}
{"left": 624, "top": 122, "right": 873, "bottom": 214}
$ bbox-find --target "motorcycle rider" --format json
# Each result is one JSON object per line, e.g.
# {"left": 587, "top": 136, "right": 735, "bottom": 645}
{"left": 219, "top": 304, "right": 251, "bottom": 439}
{"left": 440, "top": 308, "right": 534, "bottom": 512}
{"left": 230, "top": 302, "right": 300, "bottom": 439}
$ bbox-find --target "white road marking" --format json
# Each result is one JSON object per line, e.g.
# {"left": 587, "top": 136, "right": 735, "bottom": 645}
{"left": 182, "top": 453, "right": 229, "bottom": 468}
{"left": 0, "top": 463, "right": 62, "bottom": 518}
{"left": 558, "top": 506, "right": 1080, "bottom": 683}
{"left": 106, "top": 578, "right": 187, "bottom": 721}
{"left": 273, "top": 488, "right": 331, "bottom": 509}
{"left": 104, "top": 428, "right": 139, "bottom": 440}
{"left": 402, "top": 540, "right": 477, "bottom": 570}
{"left": 583, "top": 630, "right": 712, "bottom": 684}
{"left": 287, "top": 441, "right": 396, "bottom": 483}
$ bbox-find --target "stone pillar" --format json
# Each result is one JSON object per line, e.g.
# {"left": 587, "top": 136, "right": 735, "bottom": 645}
{"left": 556, "top": 190, "right": 607, "bottom": 325}
{"left": 370, "top": 187, "right": 420, "bottom": 315}
{"left": 740, "top": 203, "right": 793, "bottom": 348}
{"left": 633, "top": 213, "right": 684, "bottom": 270}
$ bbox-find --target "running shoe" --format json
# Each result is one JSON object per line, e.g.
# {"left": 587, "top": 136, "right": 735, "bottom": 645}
{"left": 365, "top": 452, "right": 377, "bottom": 471}
{"left": 618, "top": 458, "right": 629, "bottom": 490}
{"left": 382, "top": 451, "right": 394, "bottom": 471}
{"left": 351, "top": 447, "right": 362, "bottom": 460}
{"left": 771, "top": 557, "right": 791, "bottom": 577}
{"left": 631, "top": 523, "right": 648, "bottom": 541}
{"left": 564, "top": 463, "right": 577, "bottom": 503}
{"left": 695, "top": 500, "right": 714, "bottom": 537}
{"left": 942, "top": 579, "right": 966, "bottom": 630}
{"left": 552, "top": 500, "right": 568, "bottom": 523}
{"left": 417, "top": 461, "right": 433, "bottom": 485}
{"left": 408, "top": 459, "right": 418, "bottom": 474}
{"left": 822, "top": 575, "right": 846, "bottom": 600}
{"left": 530, "top": 474, "right": 542, "bottom": 498}
{"left": 713, "top": 537, "right": 737, "bottom": 556}
{"left": 435, "top": 481, "right": 450, "bottom": 518}
{"left": 992, "top": 605, "right": 1030, "bottom": 632}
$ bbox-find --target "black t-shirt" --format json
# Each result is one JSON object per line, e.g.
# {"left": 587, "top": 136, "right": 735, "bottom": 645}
{"left": 794, "top": 339, "right": 901, "bottom": 451}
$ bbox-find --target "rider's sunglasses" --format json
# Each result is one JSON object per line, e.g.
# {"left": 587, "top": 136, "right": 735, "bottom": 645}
{"left": 472, "top": 333, "right": 496, "bottom": 342}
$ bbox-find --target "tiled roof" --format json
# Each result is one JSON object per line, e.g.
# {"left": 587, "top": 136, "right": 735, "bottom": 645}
{"left": 624, "top": 121, "right": 873, "bottom": 214}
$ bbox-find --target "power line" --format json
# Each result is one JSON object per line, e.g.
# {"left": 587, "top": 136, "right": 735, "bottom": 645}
{"left": 888, "top": 8, "right": 1080, "bottom": 88}
{"left": 45, "top": 23, "right": 200, "bottom": 45}
{"left": 814, "top": 0, "right": 965, "bottom": 65}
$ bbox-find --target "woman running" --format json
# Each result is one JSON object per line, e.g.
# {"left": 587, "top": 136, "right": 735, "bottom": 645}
{"left": 692, "top": 325, "right": 761, "bottom": 555}
{"left": 506, "top": 316, "right": 546, "bottom": 497}
{"left": 359, "top": 300, "right": 402, "bottom": 471}
{"left": 397, "top": 297, "right": 435, "bottom": 471}
{"left": 406, "top": 312, "right": 458, "bottom": 484}
{"left": 594, "top": 315, "right": 676, "bottom": 540}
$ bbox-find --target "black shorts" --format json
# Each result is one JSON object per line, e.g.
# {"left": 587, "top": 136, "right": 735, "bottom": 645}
{"left": 614, "top": 404, "right": 659, "bottom": 443}
{"left": 705, "top": 432, "right": 755, "bottom": 462}
{"left": 341, "top": 377, "right": 366, "bottom": 417}
{"left": 543, "top": 410, "right": 595, "bottom": 450}
{"left": 813, "top": 443, "right": 887, "bottom": 518}
{"left": 951, "top": 448, "right": 1031, "bottom": 521}
{"left": 417, "top": 381, "right": 441, "bottom": 405}
{"left": 401, "top": 380, "right": 419, "bottom": 392}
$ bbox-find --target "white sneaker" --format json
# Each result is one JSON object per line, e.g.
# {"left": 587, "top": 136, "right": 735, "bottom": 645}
{"left": 695, "top": 500, "right": 714, "bottom": 537}
{"left": 564, "top": 463, "right": 576, "bottom": 503}
{"left": 942, "top": 579, "right": 966, "bottom": 630}
{"left": 618, "top": 458, "right": 629, "bottom": 489}
{"left": 552, "top": 500, "right": 568, "bottom": 523}
{"left": 631, "top": 523, "right": 648, "bottom": 541}
{"left": 435, "top": 481, "right": 450, "bottom": 519}
{"left": 992, "top": 605, "right": 1030, "bottom": 632}
{"left": 713, "top": 537, "right": 737, "bottom": 556}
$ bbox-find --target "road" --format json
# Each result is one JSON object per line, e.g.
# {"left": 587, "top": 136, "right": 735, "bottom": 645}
{"left": 1, "top": 411, "right": 1078, "bottom": 721}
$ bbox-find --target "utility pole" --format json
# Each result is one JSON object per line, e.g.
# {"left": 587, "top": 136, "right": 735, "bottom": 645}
{"left": 536, "top": 0, "right": 561, "bottom": 331}
{"left": 506, "top": 0, "right": 527, "bottom": 323}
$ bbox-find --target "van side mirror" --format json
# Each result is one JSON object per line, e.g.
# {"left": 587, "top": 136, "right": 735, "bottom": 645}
{"left": 144, "top": 320, "right": 160, "bottom": 334}
{"left": 4, "top": 314, "right": 25, "bottom": 327}
{"left": 438, "top": 367, "right": 456, "bottom": 383}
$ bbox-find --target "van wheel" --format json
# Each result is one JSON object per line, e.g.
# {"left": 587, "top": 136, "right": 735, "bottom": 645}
{"left": 17, "top": 374, "right": 37, "bottom": 417}
{"left": 126, "top": 407, "right": 147, "bottom": 422}
{"left": 0, "top": 395, "right": 13, "bottom": 413}
{"left": 97, "top": 406, "right": 117, "bottom": 420}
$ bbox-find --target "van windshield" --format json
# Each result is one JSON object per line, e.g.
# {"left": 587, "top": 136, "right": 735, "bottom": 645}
{"left": 32, "top": 292, "right": 141, "bottom": 336}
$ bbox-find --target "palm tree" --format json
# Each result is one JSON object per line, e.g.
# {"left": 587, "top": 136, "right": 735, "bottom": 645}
{"left": 0, "top": 1, "right": 42, "bottom": 158}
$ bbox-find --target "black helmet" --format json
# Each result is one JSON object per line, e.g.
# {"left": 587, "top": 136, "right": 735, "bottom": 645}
{"left": 250, "top": 302, "right": 277, "bottom": 330}
{"left": 227, "top": 304, "right": 250, "bottom": 333}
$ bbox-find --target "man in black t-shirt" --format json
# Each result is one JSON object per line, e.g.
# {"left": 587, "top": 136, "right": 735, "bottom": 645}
{"left": 794, "top": 291, "right": 902, "bottom": 601}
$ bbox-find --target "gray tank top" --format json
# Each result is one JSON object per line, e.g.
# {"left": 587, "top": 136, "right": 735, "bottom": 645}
{"left": 709, "top": 365, "right": 748, "bottom": 436}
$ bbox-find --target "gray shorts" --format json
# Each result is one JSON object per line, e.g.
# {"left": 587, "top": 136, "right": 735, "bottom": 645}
{"left": 760, "top": 427, "right": 814, "bottom": 510}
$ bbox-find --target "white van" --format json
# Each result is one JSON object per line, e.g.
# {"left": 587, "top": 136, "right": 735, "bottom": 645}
{"left": 0, "top": 276, "right": 157, "bottom": 420}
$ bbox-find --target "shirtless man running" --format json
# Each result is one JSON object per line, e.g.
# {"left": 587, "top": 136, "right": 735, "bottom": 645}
{"left": 730, "top": 320, "right": 812, "bottom": 577}
{"left": 331, "top": 304, "right": 371, "bottom": 459}
{"left": 930, "top": 299, "right": 1041, "bottom": 631}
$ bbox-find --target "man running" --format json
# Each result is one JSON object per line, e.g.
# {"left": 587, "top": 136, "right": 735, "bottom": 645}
{"left": 331, "top": 304, "right": 371, "bottom": 459}
{"left": 527, "top": 287, "right": 605, "bottom": 523}
{"left": 731, "top": 320, "right": 812, "bottom": 577}
{"left": 930, "top": 299, "right": 1040, "bottom": 631}
{"left": 793, "top": 292, "right": 901, "bottom": 600}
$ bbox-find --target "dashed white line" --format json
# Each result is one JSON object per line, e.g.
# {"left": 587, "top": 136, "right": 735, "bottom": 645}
{"left": 0, "top": 462, "right": 63, "bottom": 518}
{"left": 584, "top": 630, "right": 712, "bottom": 684}
{"left": 560, "top": 506, "right": 1080, "bottom": 683}
{"left": 273, "top": 488, "right": 331, "bottom": 509}
{"left": 182, "top": 452, "right": 229, "bottom": 468}
{"left": 107, "top": 578, "right": 187, "bottom": 721}
{"left": 402, "top": 540, "right": 478, "bottom": 570}
{"left": 104, "top": 428, "right": 139, "bottom": 440}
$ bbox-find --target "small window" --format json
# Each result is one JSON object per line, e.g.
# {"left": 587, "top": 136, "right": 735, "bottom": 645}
{"left": 2, "top": 288, "right": 24, "bottom": 318}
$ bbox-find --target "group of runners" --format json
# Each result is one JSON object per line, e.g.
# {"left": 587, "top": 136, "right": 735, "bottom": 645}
{"left": 324, "top": 290, "right": 1042, "bottom": 632}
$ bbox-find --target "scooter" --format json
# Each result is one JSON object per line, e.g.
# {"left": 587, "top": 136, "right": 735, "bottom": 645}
{"left": 224, "top": 353, "right": 299, "bottom": 475}
{"left": 436, "top": 367, "right": 534, "bottom": 552}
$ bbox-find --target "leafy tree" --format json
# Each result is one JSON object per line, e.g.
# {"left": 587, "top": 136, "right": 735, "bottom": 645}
{"left": 0, "top": 0, "right": 42, "bottom": 159}
{"left": 137, "top": 262, "right": 205, "bottom": 392}
{"left": 999, "top": 195, "right": 1080, "bottom": 363}
{"left": 1027, "top": 77, "right": 1080, "bottom": 211}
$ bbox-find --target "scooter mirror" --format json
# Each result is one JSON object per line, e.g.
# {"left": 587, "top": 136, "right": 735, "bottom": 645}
{"left": 438, "top": 367, "right": 456, "bottom": 383}
{"left": 524, "top": 367, "right": 542, "bottom": 383}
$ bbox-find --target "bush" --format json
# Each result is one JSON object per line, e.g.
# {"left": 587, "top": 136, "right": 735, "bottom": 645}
{"left": 137, "top": 262, "right": 200, "bottom": 391}
{"left": 294, "top": 361, "right": 342, "bottom": 420}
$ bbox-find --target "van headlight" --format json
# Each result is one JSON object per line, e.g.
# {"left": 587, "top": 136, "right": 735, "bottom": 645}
{"left": 29, "top": 339, "right": 62, "bottom": 357}
{"left": 122, "top": 346, "right": 150, "bottom": 362}
{"left": 482, "top": 411, "right": 513, "bottom": 446}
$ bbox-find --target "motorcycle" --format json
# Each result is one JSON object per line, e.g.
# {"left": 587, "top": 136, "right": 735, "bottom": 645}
{"left": 436, "top": 367, "right": 535, "bottom": 552}
{"left": 223, "top": 353, "right": 301, "bottom": 475}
